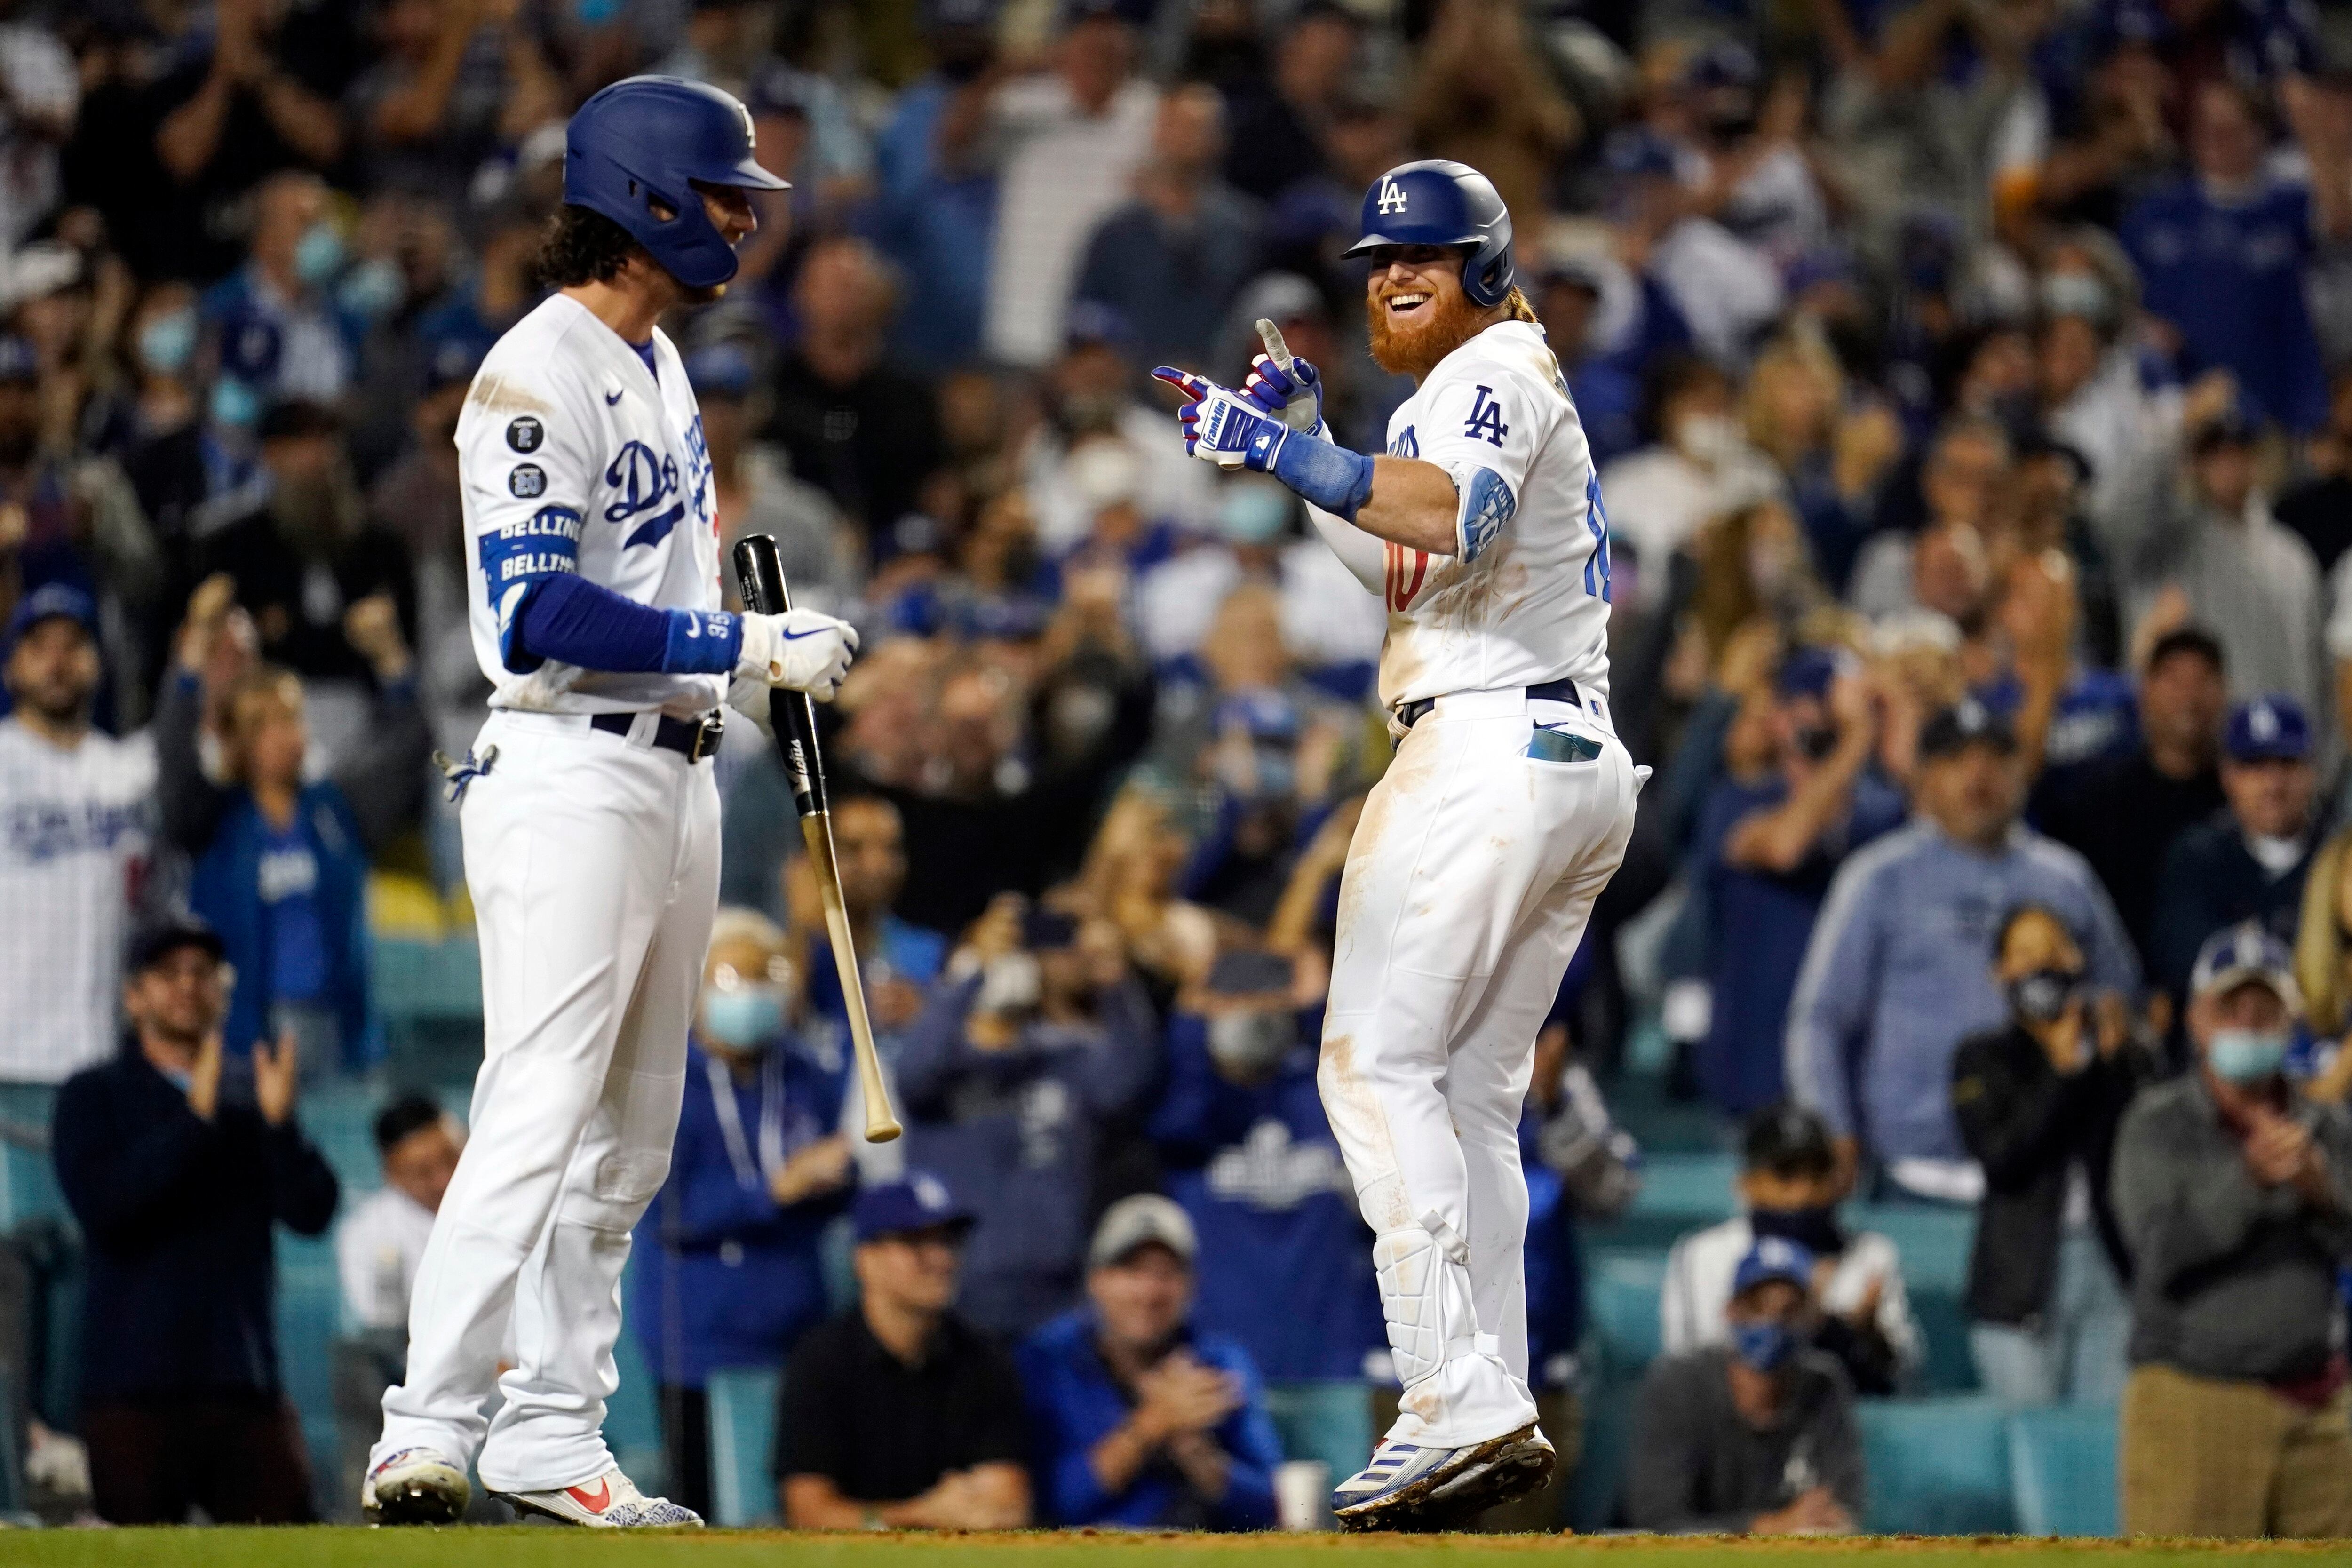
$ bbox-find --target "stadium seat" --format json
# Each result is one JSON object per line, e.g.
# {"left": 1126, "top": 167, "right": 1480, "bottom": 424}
{"left": 608, "top": 1319, "right": 666, "bottom": 1496}
{"left": 2008, "top": 1404, "right": 2118, "bottom": 1537}
{"left": 1263, "top": 1381, "right": 1374, "bottom": 1480}
{"left": 1627, "top": 1153, "right": 1736, "bottom": 1219}
{"left": 1856, "top": 1394, "right": 2015, "bottom": 1534}
{"left": 705, "top": 1365, "right": 782, "bottom": 1527}
{"left": 1586, "top": 1249, "right": 1667, "bottom": 1371}
{"left": 274, "top": 1233, "right": 346, "bottom": 1515}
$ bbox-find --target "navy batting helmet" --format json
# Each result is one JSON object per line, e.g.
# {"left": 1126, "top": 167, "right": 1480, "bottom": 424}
{"left": 1343, "top": 160, "right": 1515, "bottom": 309}
{"left": 564, "top": 76, "right": 790, "bottom": 291}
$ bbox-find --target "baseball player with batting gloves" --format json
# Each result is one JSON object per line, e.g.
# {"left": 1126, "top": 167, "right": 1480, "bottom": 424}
{"left": 1154, "top": 159, "right": 1638, "bottom": 1529}
{"left": 363, "top": 78, "right": 858, "bottom": 1528}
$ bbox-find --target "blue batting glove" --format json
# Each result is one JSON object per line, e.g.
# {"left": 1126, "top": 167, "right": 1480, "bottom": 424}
{"left": 1152, "top": 366, "right": 1288, "bottom": 473}
{"left": 1241, "top": 351, "right": 1325, "bottom": 433}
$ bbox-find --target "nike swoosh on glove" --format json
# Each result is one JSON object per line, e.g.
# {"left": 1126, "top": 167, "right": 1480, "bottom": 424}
{"left": 1152, "top": 367, "right": 1287, "bottom": 472}
{"left": 737, "top": 608, "right": 858, "bottom": 700}
{"left": 1241, "top": 351, "right": 1324, "bottom": 433}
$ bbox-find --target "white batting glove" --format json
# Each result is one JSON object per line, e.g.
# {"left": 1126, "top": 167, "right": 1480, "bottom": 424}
{"left": 725, "top": 675, "right": 774, "bottom": 735}
{"left": 737, "top": 608, "right": 858, "bottom": 700}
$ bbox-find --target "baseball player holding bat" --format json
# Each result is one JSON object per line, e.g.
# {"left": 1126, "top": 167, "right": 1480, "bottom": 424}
{"left": 364, "top": 78, "right": 858, "bottom": 1528}
{"left": 1154, "top": 159, "right": 1638, "bottom": 1529}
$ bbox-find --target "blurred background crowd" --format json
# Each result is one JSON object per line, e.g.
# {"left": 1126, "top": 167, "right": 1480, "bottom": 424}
{"left": 3, "top": 0, "right": 2352, "bottom": 1537}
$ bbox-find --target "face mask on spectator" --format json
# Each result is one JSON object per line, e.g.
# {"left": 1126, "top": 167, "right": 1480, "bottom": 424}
{"left": 975, "top": 950, "right": 1041, "bottom": 1015}
{"left": 1669, "top": 411, "right": 1739, "bottom": 466}
{"left": 1729, "top": 1317, "right": 1798, "bottom": 1373}
{"left": 294, "top": 222, "right": 345, "bottom": 288}
{"left": 701, "top": 983, "right": 785, "bottom": 1049}
{"left": 138, "top": 308, "right": 198, "bottom": 375}
{"left": 2207, "top": 1028, "right": 2288, "bottom": 1084}
{"left": 1749, "top": 1204, "right": 1842, "bottom": 1257}
{"left": 2007, "top": 968, "right": 2082, "bottom": 1026}
{"left": 337, "top": 257, "right": 404, "bottom": 320}
{"left": 1207, "top": 1006, "right": 1293, "bottom": 1077}
{"left": 211, "top": 376, "right": 260, "bottom": 430}
{"left": 1220, "top": 485, "right": 1290, "bottom": 545}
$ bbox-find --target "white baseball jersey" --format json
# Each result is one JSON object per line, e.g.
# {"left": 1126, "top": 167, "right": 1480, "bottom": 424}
{"left": 458, "top": 293, "right": 723, "bottom": 719}
{"left": 1309, "top": 319, "right": 1613, "bottom": 713}
{"left": 0, "top": 719, "right": 155, "bottom": 1082}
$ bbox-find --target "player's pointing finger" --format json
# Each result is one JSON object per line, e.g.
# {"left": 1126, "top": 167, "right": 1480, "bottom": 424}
{"left": 1151, "top": 366, "right": 1210, "bottom": 402}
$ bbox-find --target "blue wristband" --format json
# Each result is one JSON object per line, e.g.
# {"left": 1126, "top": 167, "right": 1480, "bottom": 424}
{"left": 1270, "top": 430, "right": 1376, "bottom": 520}
{"left": 660, "top": 609, "right": 742, "bottom": 676}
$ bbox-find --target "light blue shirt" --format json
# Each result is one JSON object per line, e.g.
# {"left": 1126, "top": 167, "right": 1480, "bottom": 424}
{"left": 1785, "top": 820, "right": 2137, "bottom": 1168}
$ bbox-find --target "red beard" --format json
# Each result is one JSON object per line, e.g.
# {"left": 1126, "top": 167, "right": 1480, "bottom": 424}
{"left": 1367, "top": 284, "right": 1490, "bottom": 380}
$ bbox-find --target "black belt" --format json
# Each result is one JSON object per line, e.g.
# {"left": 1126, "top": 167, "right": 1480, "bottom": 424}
{"left": 1396, "top": 678, "right": 1586, "bottom": 732}
{"left": 590, "top": 710, "right": 725, "bottom": 763}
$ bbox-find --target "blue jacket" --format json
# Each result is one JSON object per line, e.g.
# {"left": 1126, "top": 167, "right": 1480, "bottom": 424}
{"left": 188, "top": 785, "right": 374, "bottom": 1070}
{"left": 1148, "top": 1014, "right": 1381, "bottom": 1383}
{"left": 1693, "top": 772, "right": 1906, "bottom": 1118}
{"left": 897, "top": 975, "right": 1161, "bottom": 1338}
{"left": 1786, "top": 820, "right": 2137, "bottom": 1166}
{"left": 1017, "top": 1307, "right": 1281, "bottom": 1529}
{"left": 632, "top": 1039, "right": 849, "bottom": 1388}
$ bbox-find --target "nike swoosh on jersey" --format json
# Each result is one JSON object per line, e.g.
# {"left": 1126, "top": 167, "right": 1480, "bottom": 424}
{"left": 604, "top": 389, "right": 624, "bottom": 406}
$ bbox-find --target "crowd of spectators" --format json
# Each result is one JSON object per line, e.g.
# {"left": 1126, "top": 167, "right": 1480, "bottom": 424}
{"left": 0, "top": 0, "right": 2350, "bottom": 1538}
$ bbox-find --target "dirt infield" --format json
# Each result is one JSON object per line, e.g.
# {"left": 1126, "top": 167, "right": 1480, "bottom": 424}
{"left": 8, "top": 1531, "right": 2351, "bottom": 1568}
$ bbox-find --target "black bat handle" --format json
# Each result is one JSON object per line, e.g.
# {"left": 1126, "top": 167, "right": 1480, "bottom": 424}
{"left": 730, "top": 534, "right": 829, "bottom": 819}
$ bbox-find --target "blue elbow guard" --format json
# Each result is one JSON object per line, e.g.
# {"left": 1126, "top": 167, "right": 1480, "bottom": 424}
{"left": 1270, "top": 430, "right": 1376, "bottom": 520}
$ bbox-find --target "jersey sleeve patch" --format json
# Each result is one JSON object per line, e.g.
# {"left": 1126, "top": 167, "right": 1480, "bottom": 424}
{"left": 1457, "top": 467, "right": 1517, "bottom": 563}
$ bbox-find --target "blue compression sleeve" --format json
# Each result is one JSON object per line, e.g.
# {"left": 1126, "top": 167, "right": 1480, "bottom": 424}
{"left": 1269, "top": 429, "right": 1376, "bottom": 520}
{"left": 509, "top": 573, "right": 741, "bottom": 676}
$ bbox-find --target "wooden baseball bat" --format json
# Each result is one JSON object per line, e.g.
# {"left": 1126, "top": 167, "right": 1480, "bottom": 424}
{"left": 730, "top": 534, "right": 901, "bottom": 1144}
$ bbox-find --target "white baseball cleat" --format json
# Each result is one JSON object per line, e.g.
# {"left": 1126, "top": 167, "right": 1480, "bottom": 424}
{"left": 492, "top": 1467, "right": 702, "bottom": 1528}
{"left": 1332, "top": 1422, "right": 1556, "bottom": 1531}
{"left": 363, "top": 1447, "right": 470, "bottom": 1526}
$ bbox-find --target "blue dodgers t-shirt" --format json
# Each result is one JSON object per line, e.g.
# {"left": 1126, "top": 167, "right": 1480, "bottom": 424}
{"left": 2122, "top": 176, "right": 2329, "bottom": 431}
{"left": 1693, "top": 772, "right": 1907, "bottom": 1117}
{"left": 256, "top": 821, "right": 327, "bottom": 1003}
{"left": 1149, "top": 1018, "right": 1383, "bottom": 1384}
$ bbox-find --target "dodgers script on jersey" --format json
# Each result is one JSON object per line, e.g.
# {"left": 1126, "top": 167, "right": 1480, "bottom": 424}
{"left": 457, "top": 293, "right": 723, "bottom": 717}
{"left": 1313, "top": 318, "right": 1611, "bottom": 713}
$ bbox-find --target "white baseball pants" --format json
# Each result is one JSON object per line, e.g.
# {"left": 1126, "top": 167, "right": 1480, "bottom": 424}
{"left": 374, "top": 709, "right": 719, "bottom": 1493}
{"left": 1319, "top": 689, "right": 1635, "bottom": 1448}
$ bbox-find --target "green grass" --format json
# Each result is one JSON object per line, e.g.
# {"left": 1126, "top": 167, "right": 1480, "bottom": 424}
{"left": 4, "top": 1533, "right": 2350, "bottom": 1568}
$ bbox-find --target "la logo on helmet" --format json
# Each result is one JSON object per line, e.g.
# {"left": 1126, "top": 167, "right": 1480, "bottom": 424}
{"left": 1376, "top": 176, "right": 1408, "bottom": 215}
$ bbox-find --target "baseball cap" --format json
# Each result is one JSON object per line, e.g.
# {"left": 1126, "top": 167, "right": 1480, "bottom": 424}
{"left": 853, "top": 1170, "right": 975, "bottom": 1243}
{"left": 2225, "top": 695, "right": 2310, "bottom": 764}
{"left": 2191, "top": 409, "right": 2257, "bottom": 456}
{"left": 4, "top": 581, "right": 98, "bottom": 654}
{"left": 126, "top": 915, "right": 227, "bottom": 975}
{"left": 1741, "top": 1102, "right": 1836, "bottom": 1177}
{"left": 1917, "top": 697, "right": 2016, "bottom": 761}
{"left": 1088, "top": 1193, "right": 1198, "bottom": 1271}
{"left": 1063, "top": 299, "right": 1136, "bottom": 355}
{"left": 1732, "top": 1235, "right": 1817, "bottom": 1299}
{"left": 1774, "top": 646, "right": 1838, "bottom": 702}
{"left": 0, "top": 335, "right": 37, "bottom": 386}
{"left": 684, "top": 341, "right": 760, "bottom": 399}
{"left": 2191, "top": 922, "right": 2300, "bottom": 1010}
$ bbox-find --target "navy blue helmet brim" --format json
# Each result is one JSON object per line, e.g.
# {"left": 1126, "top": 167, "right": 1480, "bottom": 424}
{"left": 1343, "top": 232, "right": 1482, "bottom": 257}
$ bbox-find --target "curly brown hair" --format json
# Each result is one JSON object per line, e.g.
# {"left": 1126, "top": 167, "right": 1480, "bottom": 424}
{"left": 530, "top": 205, "right": 645, "bottom": 290}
